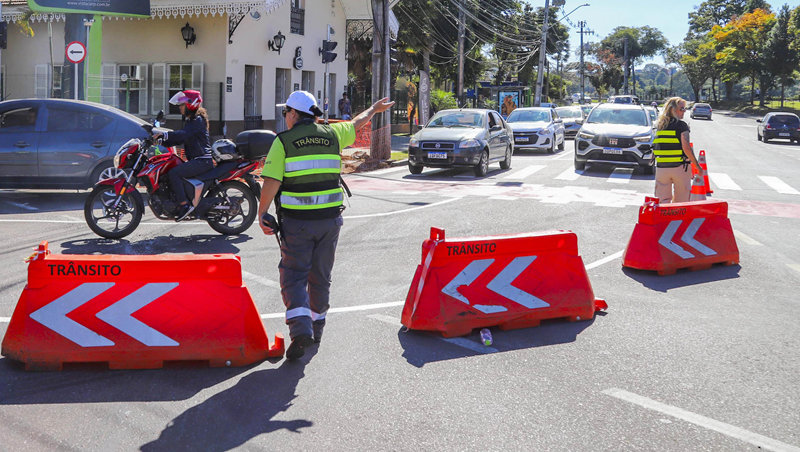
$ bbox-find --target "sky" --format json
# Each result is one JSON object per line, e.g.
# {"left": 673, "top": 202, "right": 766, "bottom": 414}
{"left": 537, "top": 0, "right": 800, "bottom": 67}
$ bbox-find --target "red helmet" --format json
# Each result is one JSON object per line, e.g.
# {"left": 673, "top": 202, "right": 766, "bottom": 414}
{"left": 169, "top": 90, "right": 203, "bottom": 111}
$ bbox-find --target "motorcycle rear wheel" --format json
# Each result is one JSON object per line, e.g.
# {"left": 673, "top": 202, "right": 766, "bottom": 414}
{"left": 206, "top": 180, "right": 258, "bottom": 235}
{"left": 84, "top": 185, "right": 144, "bottom": 239}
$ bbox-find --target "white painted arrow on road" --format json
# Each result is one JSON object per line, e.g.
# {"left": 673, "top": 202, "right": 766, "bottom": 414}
{"left": 441, "top": 256, "right": 549, "bottom": 314}
{"left": 30, "top": 283, "right": 116, "bottom": 347}
{"left": 658, "top": 219, "right": 718, "bottom": 259}
{"left": 96, "top": 283, "right": 179, "bottom": 347}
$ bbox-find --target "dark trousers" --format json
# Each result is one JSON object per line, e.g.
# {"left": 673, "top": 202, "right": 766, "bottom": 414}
{"left": 168, "top": 158, "right": 214, "bottom": 205}
{"left": 279, "top": 215, "right": 343, "bottom": 339}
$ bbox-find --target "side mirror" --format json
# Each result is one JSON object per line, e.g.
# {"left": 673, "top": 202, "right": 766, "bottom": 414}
{"left": 491, "top": 125, "right": 502, "bottom": 131}
{"left": 756, "top": 119, "right": 762, "bottom": 123}
{"left": 555, "top": 118, "right": 563, "bottom": 123}
{"left": 156, "top": 110, "right": 165, "bottom": 122}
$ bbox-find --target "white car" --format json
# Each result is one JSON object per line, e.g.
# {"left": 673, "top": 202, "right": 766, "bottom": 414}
{"left": 506, "top": 107, "right": 566, "bottom": 154}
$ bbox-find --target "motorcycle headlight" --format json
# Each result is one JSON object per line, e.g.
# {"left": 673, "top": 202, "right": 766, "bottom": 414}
{"left": 578, "top": 131, "right": 594, "bottom": 139}
{"left": 634, "top": 134, "right": 652, "bottom": 143}
{"left": 459, "top": 139, "right": 481, "bottom": 148}
{"left": 113, "top": 153, "right": 121, "bottom": 169}
{"left": 409, "top": 138, "right": 420, "bottom": 147}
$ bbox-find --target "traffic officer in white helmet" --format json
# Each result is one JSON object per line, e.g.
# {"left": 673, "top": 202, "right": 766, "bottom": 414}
{"left": 258, "top": 91, "right": 394, "bottom": 360}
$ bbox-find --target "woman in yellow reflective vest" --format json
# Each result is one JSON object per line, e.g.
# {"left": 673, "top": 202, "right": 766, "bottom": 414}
{"left": 653, "top": 97, "right": 700, "bottom": 203}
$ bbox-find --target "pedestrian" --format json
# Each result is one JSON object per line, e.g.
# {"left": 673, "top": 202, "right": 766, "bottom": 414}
{"left": 653, "top": 97, "right": 700, "bottom": 203}
{"left": 152, "top": 90, "right": 213, "bottom": 220}
{"left": 338, "top": 93, "right": 352, "bottom": 120}
{"left": 258, "top": 91, "right": 394, "bottom": 360}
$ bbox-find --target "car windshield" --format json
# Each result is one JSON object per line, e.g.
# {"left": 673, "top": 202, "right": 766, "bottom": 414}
{"left": 768, "top": 115, "right": 800, "bottom": 125}
{"left": 507, "top": 110, "right": 550, "bottom": 123}
{"left": 695, "top": 104, "right": 711, "bottom": 109}
{"left": 613, "top": 97, "right": 632, "bottom": 104}
{"left": 587, "top": 108, "right": 648, "bottom": 126}
{"left": 427, "top": 112, "right": 485, "bottom": 128}
{"left": 555, "top": 108, "right": 582, "bottom": 118}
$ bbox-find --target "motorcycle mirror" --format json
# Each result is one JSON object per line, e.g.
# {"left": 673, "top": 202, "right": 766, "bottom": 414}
{"left": 156, "top": 110, "right": 165, "bottom": 122}
{"left": 142, "top": 124, "right": 154, "bottom": 134}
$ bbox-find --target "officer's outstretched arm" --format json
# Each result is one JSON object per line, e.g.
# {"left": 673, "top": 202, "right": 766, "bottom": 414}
{"left": 352, "top": 97, "right": 395, "bottom": 131}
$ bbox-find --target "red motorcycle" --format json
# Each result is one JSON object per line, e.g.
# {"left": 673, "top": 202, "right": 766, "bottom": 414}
{"left": 84, "top": 113, "right": 276, "bottom": 239}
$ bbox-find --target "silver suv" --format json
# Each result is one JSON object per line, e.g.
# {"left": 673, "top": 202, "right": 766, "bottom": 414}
{"left": 574, "top": 103, "right": 655, "bottom": 174}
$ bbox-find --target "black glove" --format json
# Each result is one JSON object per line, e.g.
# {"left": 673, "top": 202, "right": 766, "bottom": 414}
{"left": 261, "top": 213, "right": 282, "bottom": 246}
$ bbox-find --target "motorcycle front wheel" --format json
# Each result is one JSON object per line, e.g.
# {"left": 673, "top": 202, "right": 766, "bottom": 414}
{"left": 84, "top": 185, "right": 144, "bottom": 239}
{"left": 206, "top": 180, "right": 258, "bottom": 235}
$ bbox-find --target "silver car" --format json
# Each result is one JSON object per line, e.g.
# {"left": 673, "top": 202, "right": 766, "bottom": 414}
{"left": 574, "top": 103, "right": 655, "bottom": 174}
{"left": 506, "top": 107, "right": 566, "bottom": 154}
{"left": 555, "top": 106, "right": 585, "bottom": 138}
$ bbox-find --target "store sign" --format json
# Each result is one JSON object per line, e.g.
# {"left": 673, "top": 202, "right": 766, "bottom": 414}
{"left": 293, "top": 47, "right": 303, "bottom": 70}
{"left": 28, "top": 0, "right": 151, "bottom": 17}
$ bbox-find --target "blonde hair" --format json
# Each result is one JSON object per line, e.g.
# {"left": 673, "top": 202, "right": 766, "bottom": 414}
{"left": 656, "top": 97, "right": 685, "bottom": 131}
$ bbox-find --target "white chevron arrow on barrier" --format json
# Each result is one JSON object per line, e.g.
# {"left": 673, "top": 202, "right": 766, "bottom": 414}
{"left": 30, "top": 282, "right": 180, "bottom": 348}
{"left": 441, "top": 256, "right": 549, "bottom": 314}
{"left": 658, "top": 219, "right": 717, "bottom": 259}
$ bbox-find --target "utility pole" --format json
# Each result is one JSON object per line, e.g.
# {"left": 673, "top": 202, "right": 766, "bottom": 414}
{"left": 578, "top": 21, "right": 593, "bottom": 103}
{"left": 534, "top": 0, "right": 551, "bottom": 107}
{"left": 457, "top": 0, "right": 465, "bottom": 106}
{"left": 370, "top": 0, "right": 392, "bottom": 160}
{"left": 623, "top": 36, "right": 629, "bottom": 95}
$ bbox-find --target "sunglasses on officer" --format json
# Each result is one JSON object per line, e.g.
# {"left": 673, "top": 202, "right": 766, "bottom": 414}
{"left": 282, "top": 107, "right": 293, "bottom": 118}
{"left": 677, "top": 106, "right": 687, "bottom": 112}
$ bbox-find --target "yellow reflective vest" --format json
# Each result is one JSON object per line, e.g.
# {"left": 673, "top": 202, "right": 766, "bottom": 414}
{"left": 653, "top": 121, "right": 687, "bottom": 167}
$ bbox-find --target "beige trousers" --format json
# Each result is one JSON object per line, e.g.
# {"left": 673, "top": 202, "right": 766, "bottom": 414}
{"left": 654, "top": 165, "right": 692, "bottom": 203}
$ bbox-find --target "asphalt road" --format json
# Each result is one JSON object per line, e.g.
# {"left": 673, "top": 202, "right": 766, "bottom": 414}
{"left": 0, "top": 111, "right": 799, "bottom": 451}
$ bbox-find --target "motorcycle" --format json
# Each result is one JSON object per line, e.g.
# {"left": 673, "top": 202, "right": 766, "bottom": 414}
{"left": 84, "top": 111, "right": 276, "bottom": 239}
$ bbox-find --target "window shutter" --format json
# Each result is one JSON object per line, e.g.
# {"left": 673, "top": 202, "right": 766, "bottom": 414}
{"left": 192, "top": 63, "right": 204, "bottom": 91}
{"left": 152, "top": 63, "right": 166, "bottom": 115}
{"left": 101, "top": 63, "right": 117, "bottom": 107}
{"left": 35, "top": 64, "right": 51, "bottom": 98}
{"left": 138, "top": 64, "right": 149, "bottom": 115}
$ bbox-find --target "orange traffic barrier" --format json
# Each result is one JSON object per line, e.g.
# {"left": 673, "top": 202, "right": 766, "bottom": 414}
{"left": 401, "top": 228, "right": 607, "bottom": 338}
{"left": 690, "top": 172, "right": 707, "bottom": 202}
{"left": 622, "top": 197, "right": 739, "bottom": 275}
{"left": 699, "top": 150, "right": 713, "bottom": 195}
{"left": 1, "top": 242, "right": 284, "bottom": 371}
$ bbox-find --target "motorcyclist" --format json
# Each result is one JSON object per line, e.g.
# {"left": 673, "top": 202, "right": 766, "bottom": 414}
{"left": 651, "top": 101, "right": 659, "bottom": 113}
{"left": 152, "top": 90, "right": 213, "bottom": 220}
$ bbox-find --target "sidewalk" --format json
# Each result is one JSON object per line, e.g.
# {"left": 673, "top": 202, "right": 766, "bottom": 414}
{"left": 341, "top": 134, "right": 410, "bottom": 157}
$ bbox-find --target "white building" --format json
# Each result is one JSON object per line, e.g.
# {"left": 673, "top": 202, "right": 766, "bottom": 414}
{"left": 1, "top": 0, "right": 380, "bottom": 135}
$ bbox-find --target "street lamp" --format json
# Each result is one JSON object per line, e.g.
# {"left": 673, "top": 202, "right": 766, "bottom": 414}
{"left": 181, "top": 23, "right": 196, "bottom": 48}
{"left": 559, "top": 3, "right": 589, "bottom": 22}
{"left": 268, "top": 31, "right": 286, "bottom": 54}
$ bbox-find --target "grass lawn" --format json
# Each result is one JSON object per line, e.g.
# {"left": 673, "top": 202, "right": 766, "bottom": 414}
{"left": 707, "top": 100, "right": 800, "bottom": 116}
{"left": 391, "top": 151, "right": 407, "bottom": 161}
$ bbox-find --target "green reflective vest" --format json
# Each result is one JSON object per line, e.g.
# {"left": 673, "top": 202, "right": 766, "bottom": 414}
{"left": 277, "top": 121, "right": 344, "bottom": 220}
{"left": 653, "top": 122, "right": 687, "bottom": 167}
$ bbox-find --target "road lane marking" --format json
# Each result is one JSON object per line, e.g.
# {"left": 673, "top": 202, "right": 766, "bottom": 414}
{"left": 608, "top": 168, "right": 633, "bottom": 184}
{"left": 6, "top": 201, "right": 38, "bottom": 211}
{"left": 261, "top": 301, "right": 405, "bottom": 320}
{"left": 550, "top": 150, "right": 575, "bottom": 160}
{"left": 488, "top": 195, "right": 519, "bottom": 200}
{"left": 733, "top": 230, "right": 763, "bottom": 246}
{"left": 585, "top": 250, "right": 624, "bottom": 270}
{"left": 367, "top": 314, "right": 499, "bottom": 353}
{"left": 504, "top": 165, "right": 545, "bottom": 180}
{"left": 242, "top": 271, "right": 281, "bottom": 290}
{"left": 709, "top": 173, "right": 742, "bottom": 191}
{"left": 0, "top": 317, "right": 10, "bottom": 323}
{"left": 555, "top": 168, "right": 584, "bottom": 181}
{"left": 759, "top": 176, "right": 800, "bottom": 195}
{"left": 345, "top": 197, "right": 461, "bottom": 219}
{"left": 603, "top": 388, "right": 800, "bottom": 452}
{"left": 788, "top": 264, "right": 800, "bottom": 275}
{"left": 367, "top": 166, "right": 410, "bottom": 176}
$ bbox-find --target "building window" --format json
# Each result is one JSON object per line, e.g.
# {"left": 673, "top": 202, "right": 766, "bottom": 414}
{"left": 0, "top": 65, "right": 5, "bottom": 101}
{"left": 117, "top": 64, "right": 147, "bottom": 114}
{"left": 291, "top": 0, "right": 305, "bottom": 35}
{"left": 34, "top": 64, "right": 63, "bottom": 99}
{"left": 52, "top": 65, "right": 63, "bottom": 99}
{"left": 166, "top": 63, "right": 203, "bottom": 116}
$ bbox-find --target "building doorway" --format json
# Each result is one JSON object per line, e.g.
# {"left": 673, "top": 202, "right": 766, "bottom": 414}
{"left": 244, "top": 65, "right": 263, "bottom": 130}
{"left": 275, "top": 68, "right": 292, "bottom": 132}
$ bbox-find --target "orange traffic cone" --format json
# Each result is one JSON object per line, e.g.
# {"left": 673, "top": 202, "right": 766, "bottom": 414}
{"left": 690, "top": 173, "right": 707, "bottom": 201}
{"left": 698, "top": 150, "right": 713, "bottom": 195}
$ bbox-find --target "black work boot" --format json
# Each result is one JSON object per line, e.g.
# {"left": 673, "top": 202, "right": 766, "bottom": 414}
{"left": 313, "top": 321, "right": 325, "bottom": 343}
{"left": 286, "top": 334, "right": 314, "bottom": 360}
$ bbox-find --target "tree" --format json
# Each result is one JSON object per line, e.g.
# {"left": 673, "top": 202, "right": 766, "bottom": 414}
{"left": 744, "top": 0, "right": 772, "bottom": 14}
{"left": 688, "top": 0, "right": 747, "bottom": 35}
{"left": 764, "top": 4, "right": 799, "bottom": 107}
{"left": 669, "top": 41, "right": 714, "bottom": 102}
{"left": 600, "top": 26, "right": 669, "bottom": 95}
{"left": 713, "top": 8, "right": 777, "bottom": 104}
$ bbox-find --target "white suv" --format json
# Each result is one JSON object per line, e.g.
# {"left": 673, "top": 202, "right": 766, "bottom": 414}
{"left": 574, "top": 104, "right": 655, "bottom": 174}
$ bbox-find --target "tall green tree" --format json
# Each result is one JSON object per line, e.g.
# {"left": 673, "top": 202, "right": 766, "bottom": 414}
{"left": 764, "top": 4, "right": 799, "bottom": 106}
{"left": 688, "top": 0, "right": 747, "bottom": 35}
{"left": 600, "top": 26, "right": 669, "bottom": 95}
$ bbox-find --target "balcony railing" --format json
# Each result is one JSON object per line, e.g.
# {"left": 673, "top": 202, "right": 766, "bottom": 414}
{"left": 291, "top": 7, "right": 305, "bottom": 35}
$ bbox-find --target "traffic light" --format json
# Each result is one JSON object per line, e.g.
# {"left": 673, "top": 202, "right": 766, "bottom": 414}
{"left": 320, "top": 40, "right": 337, "bottom": 64}
{"left": 389, "top": 37, "right": 398, "bottom": 65}
{"left": 0, "top": 21, "right": 7, "bottom": 50}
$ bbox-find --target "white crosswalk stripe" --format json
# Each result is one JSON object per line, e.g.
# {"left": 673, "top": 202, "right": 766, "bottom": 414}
{"left": 708, "top": 173, "right": 742, "bottom": 191}
{"left": 607, "top": 168, "right": 633, "bottom": 184}
{"left": 504, "top": 165, "right": 545, "bottom": 180}
{"left": 555, "top": 168, "right": 584, "bottom": 181}
{"left": 758, "top": 176, "right": 800, "bottom": 195}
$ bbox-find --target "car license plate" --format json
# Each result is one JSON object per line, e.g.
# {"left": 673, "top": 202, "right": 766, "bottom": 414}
{"left": 779, "top": 133, "right": 791, "bottom": 137}
{"left": 603, "top": 148, "right": 623, "bottom": 155}
{"left": 515, "top": 137, "right": 529, "bottom": 142}
{"left": 427, "top": 152, "right": 447, "bottom": 159}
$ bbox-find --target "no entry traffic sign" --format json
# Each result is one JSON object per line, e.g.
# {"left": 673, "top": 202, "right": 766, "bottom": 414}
{"left": 66, "top": 41, "right": 86, "bottom": 64}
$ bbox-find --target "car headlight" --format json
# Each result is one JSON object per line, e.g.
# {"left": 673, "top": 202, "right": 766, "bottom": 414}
{"left": 459, "top": 139, "right": 481, "bottom": 148}
{"left": 634, "top": 134, "right": 652, "bottom": 143}
{"left": 578, "top": 131, "right": 594, "bottom": 139}
{"left": 409, "top": 138, "right": 419, "bottom": 147}
{"left": 536, "top": 129, "right": 549, "bottom": 135}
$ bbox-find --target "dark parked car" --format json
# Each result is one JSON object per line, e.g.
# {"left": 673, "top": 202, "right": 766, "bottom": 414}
{"left": 691, "top": 103, "right": 712, "bottom": 120}
{"left": 0, "top": 98, "right": 166, "bottom": 189}
{"left": 757, "top": 112, "right": 800, "bottom": 143}
{"left": 574, "top": 103, "right": 655, "bottom": 174}
{"left": 408, "top": 109, "right": 513, "bottom": 177}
